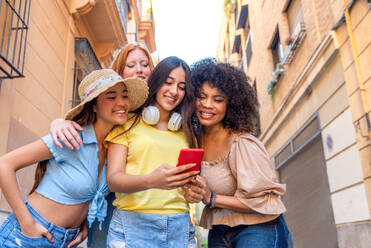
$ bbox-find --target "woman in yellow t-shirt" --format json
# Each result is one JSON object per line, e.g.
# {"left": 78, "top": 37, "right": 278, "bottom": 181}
{"left": 105, "top": 56, "right": 198, "bottom": 248}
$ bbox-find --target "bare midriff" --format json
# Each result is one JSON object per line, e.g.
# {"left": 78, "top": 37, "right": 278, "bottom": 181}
{"left": 27, "top": 192, "right": 90, "bottom": 229}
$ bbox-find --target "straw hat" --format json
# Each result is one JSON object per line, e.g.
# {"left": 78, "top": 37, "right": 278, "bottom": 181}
{"left": 65, "top": 69, "right": 148, "bottom": 120}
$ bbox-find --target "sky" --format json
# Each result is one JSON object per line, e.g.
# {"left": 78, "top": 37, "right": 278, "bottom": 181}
{"left": 151, "top": 0, "right": 224, "bottom": 65}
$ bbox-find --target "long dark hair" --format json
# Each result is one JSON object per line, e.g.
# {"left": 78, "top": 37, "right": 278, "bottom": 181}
{"left": 128, "top": 56, "right": 197, "bottom": 148}
{"left": 30, "top": 99, "right": 97, "bottom": 194}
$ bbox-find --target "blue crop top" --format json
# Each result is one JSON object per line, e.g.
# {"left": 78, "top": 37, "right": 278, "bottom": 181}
{"left": 35, "top": 124, "right": 109, "bottom": 229}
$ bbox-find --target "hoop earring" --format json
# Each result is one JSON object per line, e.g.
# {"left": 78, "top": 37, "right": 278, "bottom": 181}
{"left": 142, "top": 106, "right": 182, "bottom": 131}
{"left": 191, "top": 115, "right": 201, "bottom": 129}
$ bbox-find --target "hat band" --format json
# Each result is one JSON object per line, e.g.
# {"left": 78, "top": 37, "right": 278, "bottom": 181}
{"left": 82, "top": 73, "right": 123, "bottom": 100}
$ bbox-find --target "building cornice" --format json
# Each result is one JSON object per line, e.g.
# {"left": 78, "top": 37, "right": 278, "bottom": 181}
{"left": 138, "top": 20, "right": 156, "bottom": 52}
{"left": 68, "top": 0, "right": 97, "bottom": 18}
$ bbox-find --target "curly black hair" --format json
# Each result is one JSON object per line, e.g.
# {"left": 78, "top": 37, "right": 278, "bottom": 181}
{"left": 189, "top": 58, "right": 259, "bottom": 134}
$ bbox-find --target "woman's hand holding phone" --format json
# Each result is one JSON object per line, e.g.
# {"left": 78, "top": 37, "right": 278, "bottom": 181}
{"left": 183, "top": 175, "right": 211, "bottom": 204}
{"left": 148, "top": 163, "right": 199, "bottom": 190}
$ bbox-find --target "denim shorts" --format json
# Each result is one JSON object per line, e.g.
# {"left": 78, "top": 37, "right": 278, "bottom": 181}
{"left": 107, "top": 208, "right": 196, "bottom": 248}
{"left": 208, "top": 215, "right": 293, "bottom": 248}
{"left": 0, "top": 201, "right": 80, "bottom": 248}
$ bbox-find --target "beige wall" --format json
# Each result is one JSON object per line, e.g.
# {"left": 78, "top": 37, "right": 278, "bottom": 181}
{"left": 0, "top": 0, "right": 77, "bottom": 210}
{"left": 333, "top": 1, "right": 371, "bottom": 233}
{"left": 0, "top": 0, "right": 75, "bottom": 154}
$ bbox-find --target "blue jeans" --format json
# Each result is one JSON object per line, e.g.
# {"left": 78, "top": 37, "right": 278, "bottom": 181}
{"left": 0, "top": 201, "right": 80, "bottom": 248}
{"left": 107, "top": 209, "right": 196, "bottom": 248}
{"left": 208, "top": 215, "right": 293, "bottom": 248}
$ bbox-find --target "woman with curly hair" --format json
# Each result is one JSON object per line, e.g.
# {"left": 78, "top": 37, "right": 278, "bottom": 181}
{"left": 183, "top": 58, "right": 292, "bottom": 247}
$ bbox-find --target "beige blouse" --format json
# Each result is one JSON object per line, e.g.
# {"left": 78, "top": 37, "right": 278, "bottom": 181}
{"left": 199, "top": 133, "right": 286, "bottom": 229}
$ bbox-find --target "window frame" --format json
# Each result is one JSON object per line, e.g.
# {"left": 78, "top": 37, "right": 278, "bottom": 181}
{"left": 244, "top": 30, "right": 253, "bottom": 70}
{"left": 270, "top": 30, "right": 284, "bottom": 68}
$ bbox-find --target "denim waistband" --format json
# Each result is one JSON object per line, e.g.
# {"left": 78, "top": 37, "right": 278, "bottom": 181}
{"left": 23, "top": 200, "right": 79, "bottom": 241}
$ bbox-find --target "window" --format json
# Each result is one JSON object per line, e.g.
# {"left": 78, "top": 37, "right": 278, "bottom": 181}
{"left": 0, "top": 0, "right": 32, "bottom": 79}
{"left": 72, "top": 38, "right": 102, "bottom": 107}
{"left": 234, "top": 1, "right": 238, "bottom": 23}
{"left": 116, "top": 0, "right": 130, "bottom": 33}
{"left": 285, "top": 0, "right": 303, "bottom": 35}
{"left": 270, "top": 30, "right": 284, "bottom": 68}
{"left": 274, "top": 115, "right": 320, "bottom": 169}
{"left": 232, "top": 35, "right": 241, "bottom": 54}
{"left": 244, "top": 30, "right": 252, "bottom": 70}
{"left": 237, "top": 5, "right": 248, "bottom": 29}
{"left": 282, "top": 0, "right": 306, "bottom": 65}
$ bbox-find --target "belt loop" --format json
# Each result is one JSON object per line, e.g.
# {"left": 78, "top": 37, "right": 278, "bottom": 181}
{"left": 48, "top": 223, "right": 54, "bottom": 233}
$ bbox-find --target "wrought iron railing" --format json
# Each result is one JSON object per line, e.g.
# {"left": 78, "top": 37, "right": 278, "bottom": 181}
{"left": 0, "top": 0, "right": 32, "bottom": 79}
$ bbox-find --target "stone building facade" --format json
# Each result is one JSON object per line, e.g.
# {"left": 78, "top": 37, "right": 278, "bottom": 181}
{"left": 217, "top": 0, "right": 371, "bottom": 247}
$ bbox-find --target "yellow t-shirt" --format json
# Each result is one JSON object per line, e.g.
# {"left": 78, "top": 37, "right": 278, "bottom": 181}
{"left": 105, "top": 115, "right": 190, "bottom": 215}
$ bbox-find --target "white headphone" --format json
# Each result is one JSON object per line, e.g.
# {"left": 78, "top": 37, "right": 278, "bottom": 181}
{"left": 142, "top": 106, "right": 182, "bottom": 131}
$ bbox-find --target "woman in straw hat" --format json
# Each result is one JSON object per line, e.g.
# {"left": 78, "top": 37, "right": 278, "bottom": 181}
{"left": 48, "top": 42, "right": 155, "bottom": 247}
{"left": 0, "top": 69, "right": 148, "bottom": 248}
{"left": 50, "top": 42, "right": 154, "bottom": 150}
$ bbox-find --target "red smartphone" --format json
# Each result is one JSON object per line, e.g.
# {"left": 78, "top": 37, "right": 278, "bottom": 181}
{"left": 176, "top": 148, "right": 204, "bottom": 173}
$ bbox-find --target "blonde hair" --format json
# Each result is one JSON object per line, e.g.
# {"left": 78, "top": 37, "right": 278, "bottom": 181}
{"left": 111, "top": 42, "right": 154, "bottom": 76}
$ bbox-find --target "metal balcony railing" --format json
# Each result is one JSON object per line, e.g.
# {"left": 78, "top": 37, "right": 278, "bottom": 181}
{"left": 0, "top": 0, "right": 32, "bottom": 79}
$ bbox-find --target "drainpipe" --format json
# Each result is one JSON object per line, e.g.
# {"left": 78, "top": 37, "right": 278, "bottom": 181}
{"left": 342, "top": 0, "right": 371, "bottom": 139}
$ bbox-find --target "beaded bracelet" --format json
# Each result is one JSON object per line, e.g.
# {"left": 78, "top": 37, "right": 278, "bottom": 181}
{"left": 207, "top": 192, "right": 216, "bottom": 208}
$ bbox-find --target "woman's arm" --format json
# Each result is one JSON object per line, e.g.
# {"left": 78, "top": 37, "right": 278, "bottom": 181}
{"left": 106, "top": 143, "right": 200, "bottom": 193}
{"left": 0, "top": 140, "right": 54, "bottom": 241}
{"left": 50, "top": 118, "right": 83, "bottom": 150}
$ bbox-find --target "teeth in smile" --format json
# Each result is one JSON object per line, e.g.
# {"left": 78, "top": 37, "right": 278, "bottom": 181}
{"left": 166, "top": 97, "right": 176, "bottom": 102}
{"left": 115, "top": 110, "right": 126, "bottom": 114}
{"left": 201, "top": 112, "right": 213, "bottom": 116}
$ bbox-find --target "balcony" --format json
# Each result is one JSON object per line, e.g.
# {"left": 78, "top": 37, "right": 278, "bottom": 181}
{"left": 0, "top": 0, "right": 32, "bottom": 79}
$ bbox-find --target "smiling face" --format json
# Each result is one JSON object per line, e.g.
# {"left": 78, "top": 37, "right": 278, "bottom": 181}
{"left": 122, "top": 48, "right": 151, "bottom": 81}
{"left": 195, "top": 82, "right": 228, "bottom": 129}
{"left": 94, "top": 82, "right": 130, "bottom": 126}
{"left": 154, "top": 66, "right": 186, "bottom": 115}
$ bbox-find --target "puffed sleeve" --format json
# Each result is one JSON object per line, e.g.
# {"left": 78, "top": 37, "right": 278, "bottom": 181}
{"left": 41, "top": 134, "right": 68, "bottom": 163}
{"left": 228, "top": 133, "right": 286, "bottom": 215}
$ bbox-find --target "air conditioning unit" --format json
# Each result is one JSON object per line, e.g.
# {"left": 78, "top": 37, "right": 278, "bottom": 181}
{"left": 283, "top": 21, "right": 306, "bottom": 65}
